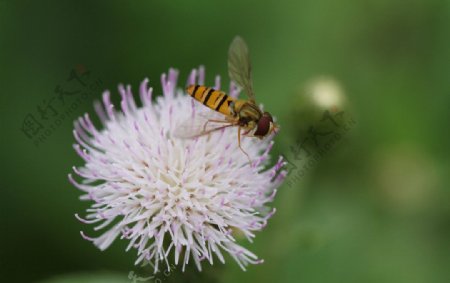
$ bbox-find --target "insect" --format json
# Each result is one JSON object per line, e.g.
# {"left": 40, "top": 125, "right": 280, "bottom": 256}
{"left": 185, "top": 36, "right": 278, "bottom": 160}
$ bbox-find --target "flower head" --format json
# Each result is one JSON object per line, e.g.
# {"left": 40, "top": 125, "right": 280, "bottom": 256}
{"left": 69, "top": 67, "right": 286, "bottom": 272}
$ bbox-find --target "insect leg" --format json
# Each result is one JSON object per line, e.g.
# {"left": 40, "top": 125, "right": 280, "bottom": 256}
{"left": 203, "top": 119, "right": 231, "bottom": 132}
{"left": 190, "top": 123, "right": 236, "bottom": 138}
{"left": 238, "top": 126, "right": 252, "bottom": 165}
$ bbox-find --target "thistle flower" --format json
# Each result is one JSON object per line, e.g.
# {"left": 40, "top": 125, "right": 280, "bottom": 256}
{"left": 69, "top": 67, "right": 286, "bottom": 272}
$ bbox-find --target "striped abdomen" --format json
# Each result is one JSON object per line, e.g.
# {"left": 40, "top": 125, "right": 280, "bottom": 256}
{"left": 186, "top": 85, "right": 235, "bottom": 117}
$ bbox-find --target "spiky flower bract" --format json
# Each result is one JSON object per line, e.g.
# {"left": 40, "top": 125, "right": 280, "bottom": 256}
{"left": 69, "top": 67, "right": 286, "bottom": 272}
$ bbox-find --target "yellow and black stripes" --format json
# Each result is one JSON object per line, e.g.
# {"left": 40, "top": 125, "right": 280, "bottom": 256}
{"left": 187, "top": 85, "right": 235, "bottom": 116}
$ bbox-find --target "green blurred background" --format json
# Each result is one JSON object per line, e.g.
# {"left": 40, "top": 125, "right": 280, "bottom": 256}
{"left": 1, "top": 0, "right": 449, "bottom": 282}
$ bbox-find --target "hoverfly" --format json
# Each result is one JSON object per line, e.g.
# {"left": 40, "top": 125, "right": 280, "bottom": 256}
{"left": 184, "top": 36, "right": 278, "bottom": 159}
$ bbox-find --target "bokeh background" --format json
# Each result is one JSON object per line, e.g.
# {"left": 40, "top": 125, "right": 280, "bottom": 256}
{"left": 1, "top": 0, "right": 449, "bottom": 282}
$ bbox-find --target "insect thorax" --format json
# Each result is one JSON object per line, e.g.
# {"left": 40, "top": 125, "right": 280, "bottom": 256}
{"left": 235, "top": 101, "right": 262, "bottom": 128}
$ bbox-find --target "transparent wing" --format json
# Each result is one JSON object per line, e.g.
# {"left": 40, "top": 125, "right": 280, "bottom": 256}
{"left": 228, "top": 36, "right": 255, "bottom": 102}
{"left": 173, "top": 114, "right": 236, "bottom": 139}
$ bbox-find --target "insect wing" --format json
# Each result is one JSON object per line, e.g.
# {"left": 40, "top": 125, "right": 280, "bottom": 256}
{"left": 228, "top": 36, "right": 256, "bottom": 102}
{"left": 173, "top": 112, "right": 235, "bottom": 139}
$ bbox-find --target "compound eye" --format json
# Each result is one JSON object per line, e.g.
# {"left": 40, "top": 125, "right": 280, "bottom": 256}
{"left": 264, "top": 112, "right": 273, "bottom": 123}
{"left": 254, "top": 115, "right": 271, "bottom": 137}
